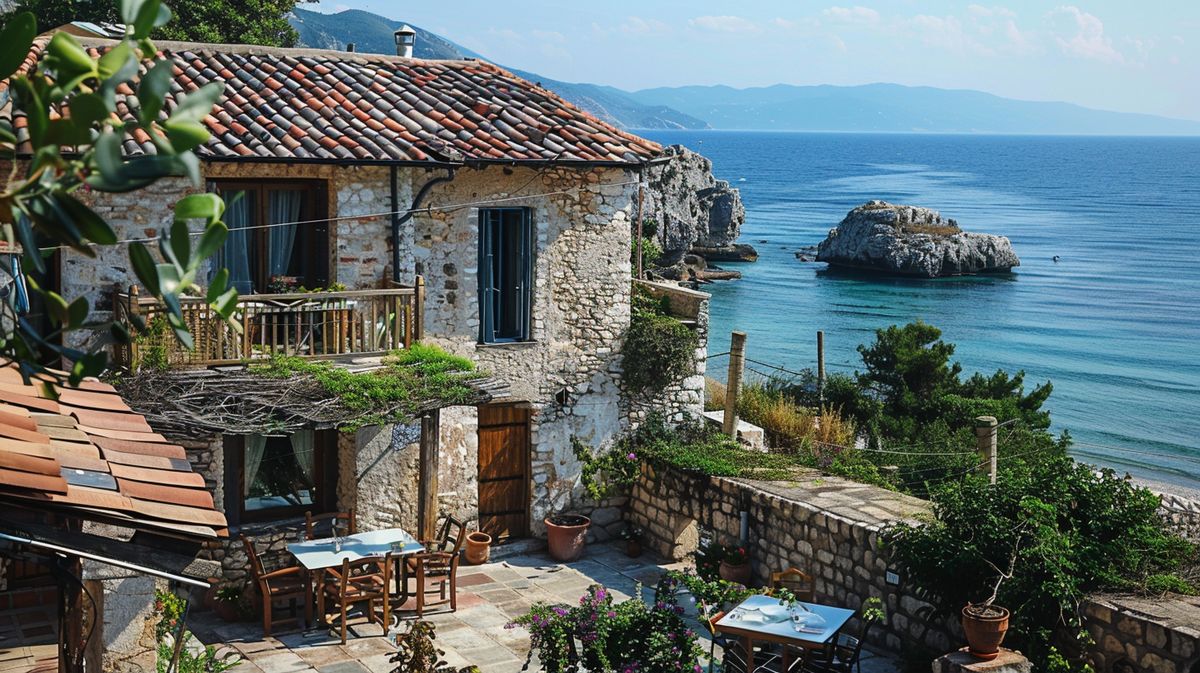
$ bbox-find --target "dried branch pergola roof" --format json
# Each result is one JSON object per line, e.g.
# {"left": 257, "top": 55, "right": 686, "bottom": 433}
{"left": 115, "top": 356, "right": 510, "bottom": 439}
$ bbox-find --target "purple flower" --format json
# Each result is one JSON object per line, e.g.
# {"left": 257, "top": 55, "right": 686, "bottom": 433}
{"left": 607, "top": 611, "right": 616, "bottom": 618}
{"left": 627, "top": 452, "right": 637, "bottom": 460}
{"left": 553, "top": 607, "right": 568, "bottom": 616}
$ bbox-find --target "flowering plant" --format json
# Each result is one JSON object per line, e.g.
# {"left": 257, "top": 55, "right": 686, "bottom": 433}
{"left": 617, "top": 525, "right": 644, "bottom": 541}
{"left": 721, "top": 544, "right": 750, "bottom": 566}
{"left": 573, "top": 437, "right": 642, "bottom": 501}
{"left": 508, "top": 579, "right": 703, "bottom": 673}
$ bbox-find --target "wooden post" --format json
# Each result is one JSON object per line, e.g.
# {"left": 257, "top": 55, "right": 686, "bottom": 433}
{"left": 634, "top": 178, "right": 645, "bottom": 280}
{"left": 127, "top": 285, "right": 140, "bottom": 369}
{"left": 975, "top": 415, "right": 998, "bottom": 484}
{"left": 414, "top": 275, "right": 425, "bottom": 343}
{"left": 418, "top": 409, "right": 441, "bottom": 541}
{"left": 722, "top": 331, "right": 747, "bottom": 438}
{"left": 816, "top": 330, "right": 825, "bottom": 404}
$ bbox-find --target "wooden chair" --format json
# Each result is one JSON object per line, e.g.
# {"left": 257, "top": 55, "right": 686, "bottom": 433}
{"left": 769, "top": 568, "right": 815, "bottom": 603}
{"left": 241, "top": 536, "right": 309, "bottom": 636}
{"left": 318, "top": 554, "right": 392, "bottom": 644}
{"left": 400, "top": 516, "right": 465, "bottom": 616}
{"left": 304, "top": 509, "right": 356, "bottom": 540}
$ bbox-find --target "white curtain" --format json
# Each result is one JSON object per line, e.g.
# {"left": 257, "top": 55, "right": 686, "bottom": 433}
{"left": 290, "top": 429, "right": 315, "bottom": 483}
{"left": 267, "top": 190, "right": 302, "bottom": 281}
{"left": 218, "top": 191, "right": 254, "bottom": 294}
{"left": 243, "top": 434, "right": 267, "bottom": 497}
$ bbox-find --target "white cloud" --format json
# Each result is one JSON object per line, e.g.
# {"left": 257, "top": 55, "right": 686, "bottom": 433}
{"left": 688, "top": 15, "right": 759, "bottom": 33}
{"left": 967, "top": 5, "right": 1015, "bottom": 19}
{"left": 769, "top": 17, "right": 820, "bottom": 31}
{"left": 531, "top": 29, "right": 567, "bottom": 44}
{"left": 906, "top": 14, "right": 993, "bottom": 55}
{"left": 822, "top": 6, "right": 880, "bottom": 25}
{"left": 1049, "top": 6, "right": 1124, "bottom": 63}
{"left": 620, "top": 16, "right": 671, "bottom": 36}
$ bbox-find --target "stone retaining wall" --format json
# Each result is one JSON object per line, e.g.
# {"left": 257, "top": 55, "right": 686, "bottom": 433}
{"left": 1156, "top": 491, "right": 1200, "bottom": 541}
{"left": 1083, "top": 595, "right": 1200, "bottom": 673}
{"left": 626, "top": 462, "right": 956, "bottom": 655}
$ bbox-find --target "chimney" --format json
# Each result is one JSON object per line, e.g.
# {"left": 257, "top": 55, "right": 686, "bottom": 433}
{"left": 346, "top": 42, "right": 355, "bottom": 52}
{"left": 394, "top": 25, "right": 416, "bottom": 58}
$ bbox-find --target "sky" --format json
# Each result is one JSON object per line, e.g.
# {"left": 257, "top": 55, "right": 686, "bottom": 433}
{"left": 310, "top": 1, "right": 1200, "bottom": 121}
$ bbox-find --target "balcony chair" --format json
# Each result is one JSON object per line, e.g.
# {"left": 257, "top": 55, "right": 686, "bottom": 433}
{"left": 318, "top": 555, "right": 393, "bottom": 644}
{"left": 399, "top": 516, "right": 465, "bottom": 616}
{"left": 769, "top": 567, "right": 815, "bottom": 603}
{"left": 241, "top": 535, "right": 309, "bottom": 636}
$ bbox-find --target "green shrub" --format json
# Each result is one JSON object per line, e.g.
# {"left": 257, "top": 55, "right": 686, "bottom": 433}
{"left": 623, "top": 287, "right": 697, "bottom": 393}
{"left": 628, "top": 416, "right": 802, "bottom": 479}
{"left": 884, "top": 453, "right": 1198, "bottom": 670}
{"left": 249, "top": 344, "right": 480, "bottom": 429}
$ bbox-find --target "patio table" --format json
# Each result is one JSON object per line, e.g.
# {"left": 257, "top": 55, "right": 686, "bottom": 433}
{"left": 286, "top": 527, "right": 425, "bottom": 628}
{"left": 715, "top": 594, "right": 856, "bottom": 671}
{"left": 286, "top": 527, "right": 424, "bottom": 570}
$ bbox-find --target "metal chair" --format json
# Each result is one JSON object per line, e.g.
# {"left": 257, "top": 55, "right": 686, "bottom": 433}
{"left": 800, "top": 610, "right": 879, "bottom": 673}
{"left": 400, "top": 516, "right": 465, "bottom": 616}
{"left": 318, "top": 554, "right": 392, "bottom": 644}
{"left": 769, "top": 568, "right": 815, "bottom": 602}
{"left": 241, "top": 535, "right": 308, "bottom": 636}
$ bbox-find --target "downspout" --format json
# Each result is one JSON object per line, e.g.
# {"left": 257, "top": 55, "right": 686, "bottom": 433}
{"left": 391, "top": 166, "right": 456, "bottom": 284}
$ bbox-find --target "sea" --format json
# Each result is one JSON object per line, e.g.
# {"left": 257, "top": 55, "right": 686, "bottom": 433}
{"left": 640, "top": 130, "right": 1200, "bottom": 493}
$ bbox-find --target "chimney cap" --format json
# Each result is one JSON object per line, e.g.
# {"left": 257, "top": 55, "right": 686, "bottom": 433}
{"left": 394, "top": 24, "right": 416, "bottom": 45}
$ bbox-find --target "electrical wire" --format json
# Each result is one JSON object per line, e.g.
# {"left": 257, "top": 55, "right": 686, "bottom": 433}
{"left": 30, "top": 178, "right": 641, "bottom": 253}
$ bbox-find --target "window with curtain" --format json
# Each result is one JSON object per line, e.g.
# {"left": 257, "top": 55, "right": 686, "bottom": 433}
{"left": 225, "top": 430, "right": 336, "bottom": 523}
{"left": 479, "top": 208, "right": 533, "bottom": 343}
{"left": 209, "top": 180, "right": 328, "bottom": 294}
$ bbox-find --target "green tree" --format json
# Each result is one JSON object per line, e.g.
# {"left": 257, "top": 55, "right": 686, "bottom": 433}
{"left": 1, "top": 0, "right": 303, "bottom": 47}
{"left": 0, "top": 1, "right": 237, "bottom": 385}
{"left": 854, "top": 321, "right": 1053, "bottom": 439}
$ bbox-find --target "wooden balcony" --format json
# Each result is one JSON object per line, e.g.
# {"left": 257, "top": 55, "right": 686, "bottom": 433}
{"left": 112, "top": 280, "right": 425, "bottom": 370}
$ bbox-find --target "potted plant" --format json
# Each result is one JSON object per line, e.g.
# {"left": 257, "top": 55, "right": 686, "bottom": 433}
{"left": 464, "top": 530, "right": 493, "bottom": 565}
{"left": 617, "top": 525, "right": 644, "bottom": 557}
{"left": 213, "top": 587, "right": 242, "bottom": 622}
{"left": 717, "top": 544, "right": 752, "bottom": 585}
{"left": 961, "top": 547, "right": 1018, "bottom": 661}
{"left": 544, "top": 513, "right": 591, "bottom": 562}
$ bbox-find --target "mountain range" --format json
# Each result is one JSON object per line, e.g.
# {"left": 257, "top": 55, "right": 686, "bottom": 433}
{"left": 289, "top": 8, "right": 1200, "bottom": 136}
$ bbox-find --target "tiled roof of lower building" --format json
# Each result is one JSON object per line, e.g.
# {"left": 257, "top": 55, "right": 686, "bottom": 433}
{"left": 0, "top": 363, "right": 227, "bottom": 540}
{"left": 7, "top": 35, "right": 663, "bottom": 166}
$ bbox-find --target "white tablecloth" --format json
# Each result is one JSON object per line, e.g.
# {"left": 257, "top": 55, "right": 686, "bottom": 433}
{"left": 286, "top": 527, "right": 424, "bottom": 570}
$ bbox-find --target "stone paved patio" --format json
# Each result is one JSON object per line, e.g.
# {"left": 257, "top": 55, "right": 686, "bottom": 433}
{"left": 191, "top": 542, "right": 898, "bottom": 673}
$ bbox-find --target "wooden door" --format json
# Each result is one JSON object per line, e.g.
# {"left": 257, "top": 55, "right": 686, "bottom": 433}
{"left": 477, "top": 404, "right": 530, "bottom": 540}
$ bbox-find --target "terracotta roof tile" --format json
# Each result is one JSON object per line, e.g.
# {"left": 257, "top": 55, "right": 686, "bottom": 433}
{"left": 0, "top": 363, "right": 224, "bottom": 538}
{"left": 7, "top": 38, "right": 661, "bottom": 166}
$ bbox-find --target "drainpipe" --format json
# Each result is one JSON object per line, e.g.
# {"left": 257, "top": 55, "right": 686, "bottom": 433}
{"left": 391, "top": 166, "right": 456, "bottom": 284}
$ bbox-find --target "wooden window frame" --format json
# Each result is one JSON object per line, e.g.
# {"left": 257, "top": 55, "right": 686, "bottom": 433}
{"left": 222, "top": 430, "right": 339, "bottom": 526}
{"left": 478, "top": 207, "right": 534, "bottom": 344}
{"left": 209, "top": 179, "right": 330, "bottom": 293}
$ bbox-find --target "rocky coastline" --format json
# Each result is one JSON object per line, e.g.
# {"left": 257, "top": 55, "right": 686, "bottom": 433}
{"left": 814, "top": 201, "right": 1019, "bottom": 278}
{"left": 641, "top": 145, "right": 753, "bottom": 281}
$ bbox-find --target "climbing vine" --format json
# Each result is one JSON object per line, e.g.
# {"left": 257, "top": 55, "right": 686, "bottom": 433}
{"left": 622, "top": 284, "right": 697, "bottom": 393}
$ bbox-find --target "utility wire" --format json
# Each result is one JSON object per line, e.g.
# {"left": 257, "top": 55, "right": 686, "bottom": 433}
{"left": 29, "top": 179, "right": 641, "bottom": 253}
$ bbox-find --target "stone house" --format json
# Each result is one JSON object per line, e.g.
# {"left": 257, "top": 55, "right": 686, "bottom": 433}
{"left": 5, "top": 34, "right": 709, "bottom": 584}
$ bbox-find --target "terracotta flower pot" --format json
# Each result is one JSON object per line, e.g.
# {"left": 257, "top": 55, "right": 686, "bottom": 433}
{"left": 719, "top": 560, "right": 752, "bottom": 585}
{"left": 214, "top": 600, "right": 239, "bottom": 623}
{"left": 545, "top": 514, "right": 590, "bottom": 562}
{"left": 625, "top": 539, "right": 643, "bottom": 557}
{"left": 962, "top": 603, "right": 1010, "bottom": 661}
{"left": 464, "top": 531, "right": 492, "bottom": 565}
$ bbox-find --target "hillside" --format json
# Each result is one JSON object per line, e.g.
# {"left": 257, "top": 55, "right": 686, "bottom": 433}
{"left": 630, "top": 82, "right": 1200, "bottom": 135}
{"left": 288, "top": 8, "right": 707, "bottom": 130}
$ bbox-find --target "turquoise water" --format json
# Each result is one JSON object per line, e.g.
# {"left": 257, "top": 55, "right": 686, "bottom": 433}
{"left": 641, "top": 131, "right": 1200, "bottom": 490}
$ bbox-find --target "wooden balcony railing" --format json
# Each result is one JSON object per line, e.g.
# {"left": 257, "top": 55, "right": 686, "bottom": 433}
{"left": 112, "top": 279, "right": 425, "bottom": 370}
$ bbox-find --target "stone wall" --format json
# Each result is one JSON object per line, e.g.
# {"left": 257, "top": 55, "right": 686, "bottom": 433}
{"left": 626, "top": 462, "right": 956, "bottom": 656}
{"left": 1156, "top": 491, "right": 1200, "bottom": 541}
{"left": 1083, "top": 595, "right": 1200, "bottom": 673}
